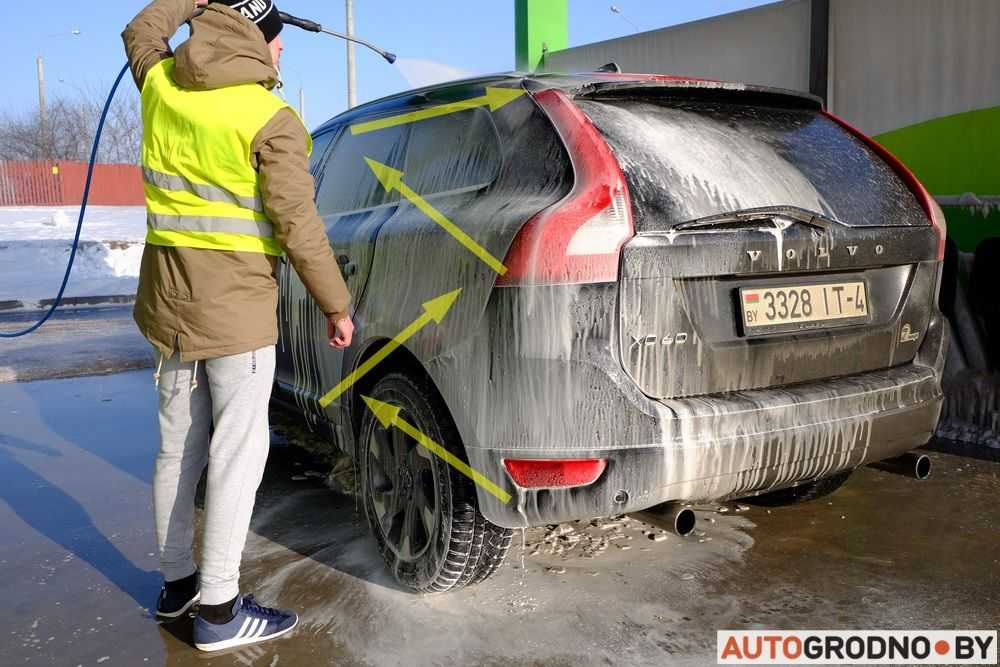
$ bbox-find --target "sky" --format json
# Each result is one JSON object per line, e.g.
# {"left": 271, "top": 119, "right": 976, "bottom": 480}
{"left": 1, "top": 0, "right": 775, "bottom": 131}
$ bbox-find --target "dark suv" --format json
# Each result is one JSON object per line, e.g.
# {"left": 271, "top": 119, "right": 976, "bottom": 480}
{"left": 274, "top": 72, "right": 948, "bottom": 593}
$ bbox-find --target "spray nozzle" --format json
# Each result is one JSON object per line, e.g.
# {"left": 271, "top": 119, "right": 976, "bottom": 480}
{"left": 279, "top": 11, "right": 397, "bottom": 64}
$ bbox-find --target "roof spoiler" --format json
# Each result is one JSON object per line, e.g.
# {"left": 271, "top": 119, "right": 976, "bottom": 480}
{"left": 573, "top": 78, "right": 823, "bottom": 110}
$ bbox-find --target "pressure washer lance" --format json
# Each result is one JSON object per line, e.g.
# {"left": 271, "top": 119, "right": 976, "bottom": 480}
{"left": 279, "top": 11, "right": 396, "bottom": 63}
{"left": 1, "top": 11, "right": 396, "bottom": 339}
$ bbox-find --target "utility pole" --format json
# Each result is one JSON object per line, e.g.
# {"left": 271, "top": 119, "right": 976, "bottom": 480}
{"left": 37, "top": 54, "right": 48, "bottom": 155}
{"left": 36, "top": 31, "right": 81, "bottom": 159}
{"left": 345, "top": 0, "right": 357, "bottom": 109}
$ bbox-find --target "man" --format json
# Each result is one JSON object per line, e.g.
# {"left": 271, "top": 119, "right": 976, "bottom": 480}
{"left": 122, "top": 0, "right": 353, "bottom": 651}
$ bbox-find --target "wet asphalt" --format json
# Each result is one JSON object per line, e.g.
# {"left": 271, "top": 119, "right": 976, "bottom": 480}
{"left": 0, "top": 317, "right": 998, "bottom": 666}
{"left": 0, "top": 305, "right": 152, "bottom": 383}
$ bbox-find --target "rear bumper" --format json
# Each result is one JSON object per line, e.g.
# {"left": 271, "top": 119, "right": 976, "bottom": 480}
{"left": 470, "top": 314, "right": 948, "bottom": 528}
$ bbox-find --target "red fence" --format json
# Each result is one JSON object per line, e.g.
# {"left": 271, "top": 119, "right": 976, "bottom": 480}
{"left": 0, "top": 160, "right": 144, "bottom": 206}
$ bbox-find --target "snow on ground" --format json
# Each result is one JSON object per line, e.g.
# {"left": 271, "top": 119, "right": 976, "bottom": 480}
{"left": 0, "top": 206, "right": 146, "bottom": 306}
{"left": 0, "top": 206, "right": 146, "bottom": 243}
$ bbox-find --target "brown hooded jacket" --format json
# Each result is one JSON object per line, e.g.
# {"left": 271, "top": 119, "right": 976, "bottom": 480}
{"left": 123, "top": 0, "right": 351, "bottom": 361}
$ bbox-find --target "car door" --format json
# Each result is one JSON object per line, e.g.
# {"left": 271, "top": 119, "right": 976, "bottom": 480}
{"left": 275, "top": 119, "right": 411, "bottom": 428}
{"left": 317, "top": 121, "right": 410, "bottom": 308}
{"left": 275, "top": 128, "right": 338, "bottom": 395}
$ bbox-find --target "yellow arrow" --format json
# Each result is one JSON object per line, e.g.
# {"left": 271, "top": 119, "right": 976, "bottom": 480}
{"left": 318, "top": 288, "right": 462, "bottom": 408}
{"left": 364, "top": 158, "right": 508, "bottom": 275}
{"left": 362, "top": 395, "right": 512, "bottom": 504}
{"left": 350, "top": 87, "right": 525, "bottom": 135}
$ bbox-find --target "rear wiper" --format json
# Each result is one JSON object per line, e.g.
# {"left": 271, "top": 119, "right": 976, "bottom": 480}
{"left": 672, "top": 206, "right": 835, "bottom": 232}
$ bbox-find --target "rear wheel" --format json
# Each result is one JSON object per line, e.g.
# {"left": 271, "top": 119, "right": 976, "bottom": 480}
{"left": 745, "top": 471, "right": 852, "bottom": 507}
{"left": 359, "top": 372, "right": 512, "bottom": 593}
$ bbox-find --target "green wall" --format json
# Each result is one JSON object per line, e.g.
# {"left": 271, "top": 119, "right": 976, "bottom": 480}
{"left": 874, "top": 106, "right": 1000, "bottom": 196}
{"left": 515, "top": 0, "right": 568, "bottom": 71}
{"left": 874, "top": 105, "right": 1000, "bottom": 252}
{"left": 934, "top": 206, "right": 1000, "bottom": 253}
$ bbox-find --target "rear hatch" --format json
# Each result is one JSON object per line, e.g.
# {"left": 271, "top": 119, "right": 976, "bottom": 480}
{"left": 574, "top": 82, "right": 942, "bottom": 399}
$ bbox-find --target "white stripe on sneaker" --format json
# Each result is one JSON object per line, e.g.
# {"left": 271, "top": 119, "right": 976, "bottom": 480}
{"left": 195, "top": 615, "right": 298, "bottom": 652}
{"left": 253, "top": 619, "right": 270, "bottom": 639}
{"left": 236, "top": 617, "right": 253, "bottom": 639}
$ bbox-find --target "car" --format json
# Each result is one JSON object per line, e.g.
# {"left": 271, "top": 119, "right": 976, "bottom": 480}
{"left": 272, "top": 70, "right": 948, "bottom": 593}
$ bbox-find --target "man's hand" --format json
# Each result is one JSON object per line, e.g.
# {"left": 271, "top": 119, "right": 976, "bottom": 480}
{"left": 327, "top": 315, "right": 354, "bottom": 349}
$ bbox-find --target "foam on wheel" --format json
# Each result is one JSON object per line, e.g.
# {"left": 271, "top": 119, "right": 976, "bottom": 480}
{"left": 359, "top": 372, "right": 512, "bottom": 593}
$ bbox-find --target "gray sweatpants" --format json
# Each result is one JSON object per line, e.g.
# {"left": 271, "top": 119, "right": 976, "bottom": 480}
{"left": 152, "top": 346, "right": 275, "bottom": 605}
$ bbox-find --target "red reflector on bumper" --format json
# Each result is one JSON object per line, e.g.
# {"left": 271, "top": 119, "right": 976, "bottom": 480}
{"left": 503, "top": 458, "right": 607, "bottom": 489}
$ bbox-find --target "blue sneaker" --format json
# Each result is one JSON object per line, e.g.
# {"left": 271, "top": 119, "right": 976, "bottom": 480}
{"left": 155, "top": 575, "right": 200, "bottom": 622}
{"left": 193, "top": 595, "right": 298, "bottom": 652}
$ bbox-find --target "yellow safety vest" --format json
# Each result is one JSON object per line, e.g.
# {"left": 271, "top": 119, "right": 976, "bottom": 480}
{"left": 140, "top": 58, "right": 311, "bottom": 256}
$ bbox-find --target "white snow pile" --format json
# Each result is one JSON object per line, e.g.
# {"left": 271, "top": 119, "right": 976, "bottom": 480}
{"left": 0, "top": 206, "right": 146, "bottom": 308}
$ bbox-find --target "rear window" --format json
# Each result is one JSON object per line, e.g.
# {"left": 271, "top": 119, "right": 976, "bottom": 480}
{"left": 575, "top": 99, "right": 927, "bottom": 228}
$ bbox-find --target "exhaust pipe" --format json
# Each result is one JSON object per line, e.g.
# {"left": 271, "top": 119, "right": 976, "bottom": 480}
{"left": 870, "top": 452, "right": 931, "bottom": 480}
{"left": 634, "top": 502, "right": 697, "bottom": 537}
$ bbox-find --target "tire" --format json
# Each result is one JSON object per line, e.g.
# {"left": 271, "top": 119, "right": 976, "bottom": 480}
{"left": 744, "top": 471, "right": 852, "bottom": 507}
{"left": 461, "top": 520, "right": 515, "bottom": 587}
{"left": 359, "top": 372, "right": 512, "bottom": 593}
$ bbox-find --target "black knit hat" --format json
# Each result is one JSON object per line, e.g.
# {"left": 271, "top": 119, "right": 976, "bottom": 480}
{"left": 215, "top": 0, "right": 284, "bottom": 43}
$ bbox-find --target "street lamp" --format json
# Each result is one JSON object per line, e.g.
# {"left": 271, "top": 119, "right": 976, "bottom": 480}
{"left": 37, "top": 29, "right": 82, "bottom": 156}
{"left": 610, "top": 5, "right": 639, "bottom": 33}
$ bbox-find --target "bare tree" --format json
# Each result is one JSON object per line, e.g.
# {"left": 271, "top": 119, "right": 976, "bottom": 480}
{"left": 0, "top": 85, "right": 142, "bottom": 164}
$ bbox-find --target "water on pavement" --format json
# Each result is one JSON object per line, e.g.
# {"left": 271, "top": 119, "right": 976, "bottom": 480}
{"left": 0, "top": 370, "right": 997, "bottom": 666}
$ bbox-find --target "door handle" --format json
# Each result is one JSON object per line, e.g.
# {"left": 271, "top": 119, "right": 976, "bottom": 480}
{"left": 337, "top": 254, "right": 357, "bottom": 277}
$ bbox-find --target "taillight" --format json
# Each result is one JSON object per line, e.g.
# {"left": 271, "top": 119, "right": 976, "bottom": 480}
{"left": 821, "top": 110, "right": 946, "bottom": 260}
{"left": 496, "top": 89, "right": 634, "bottom": 285}
{"left": 503, "top": 458, "right": 607, "bottom": 489}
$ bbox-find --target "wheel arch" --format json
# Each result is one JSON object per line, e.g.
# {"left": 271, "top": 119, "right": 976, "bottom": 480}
{"left": 345, "top": 338, "right": 458, "bottom": 458}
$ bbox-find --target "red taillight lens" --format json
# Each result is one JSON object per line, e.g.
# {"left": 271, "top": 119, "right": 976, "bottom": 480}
{"left": 496, "top": 89, "right": 634, "bottom": 285}
{"left": 821, "top": 110, "right": 946, "bottom": 260}
{"left": 503, "top": 458, "right": 607, "bottom": 489}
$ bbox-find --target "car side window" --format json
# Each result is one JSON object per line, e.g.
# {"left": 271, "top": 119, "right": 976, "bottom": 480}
{"left": 403, "top": 107, "right": 502, "bottom": 196}
{"left": 315, "top": 122, "right": 409, "bottom": 216}
{"left": 309, "top": 130, "right": 339, "bottom": 177}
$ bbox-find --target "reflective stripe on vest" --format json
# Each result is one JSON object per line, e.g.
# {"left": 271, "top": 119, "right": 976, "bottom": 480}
{"left": 143, "top": 167, "right": 264, "bottom": 213}
{"left": 148, "top": 212, "right": 273, "bottom": 237}
{"left": 140, "top": 58, "right": 311, "bottom": 256}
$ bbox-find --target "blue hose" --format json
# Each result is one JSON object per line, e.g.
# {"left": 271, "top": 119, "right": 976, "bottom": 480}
{"left": 1, "top": 63, "right": 131, "bottom": 338}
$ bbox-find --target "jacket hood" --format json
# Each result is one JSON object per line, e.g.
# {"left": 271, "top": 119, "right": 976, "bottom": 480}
{"left": 173, "top": 4, "right": 278, "bottom": 91}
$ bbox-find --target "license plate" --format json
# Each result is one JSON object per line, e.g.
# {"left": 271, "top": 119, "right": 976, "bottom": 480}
{"left": 740, "top": 281, "right": 869, "bottom": 332}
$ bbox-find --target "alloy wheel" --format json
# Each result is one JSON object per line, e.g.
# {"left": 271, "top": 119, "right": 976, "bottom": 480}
{"left": 366, "top": 417, "right": 439, "bottom": 562}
